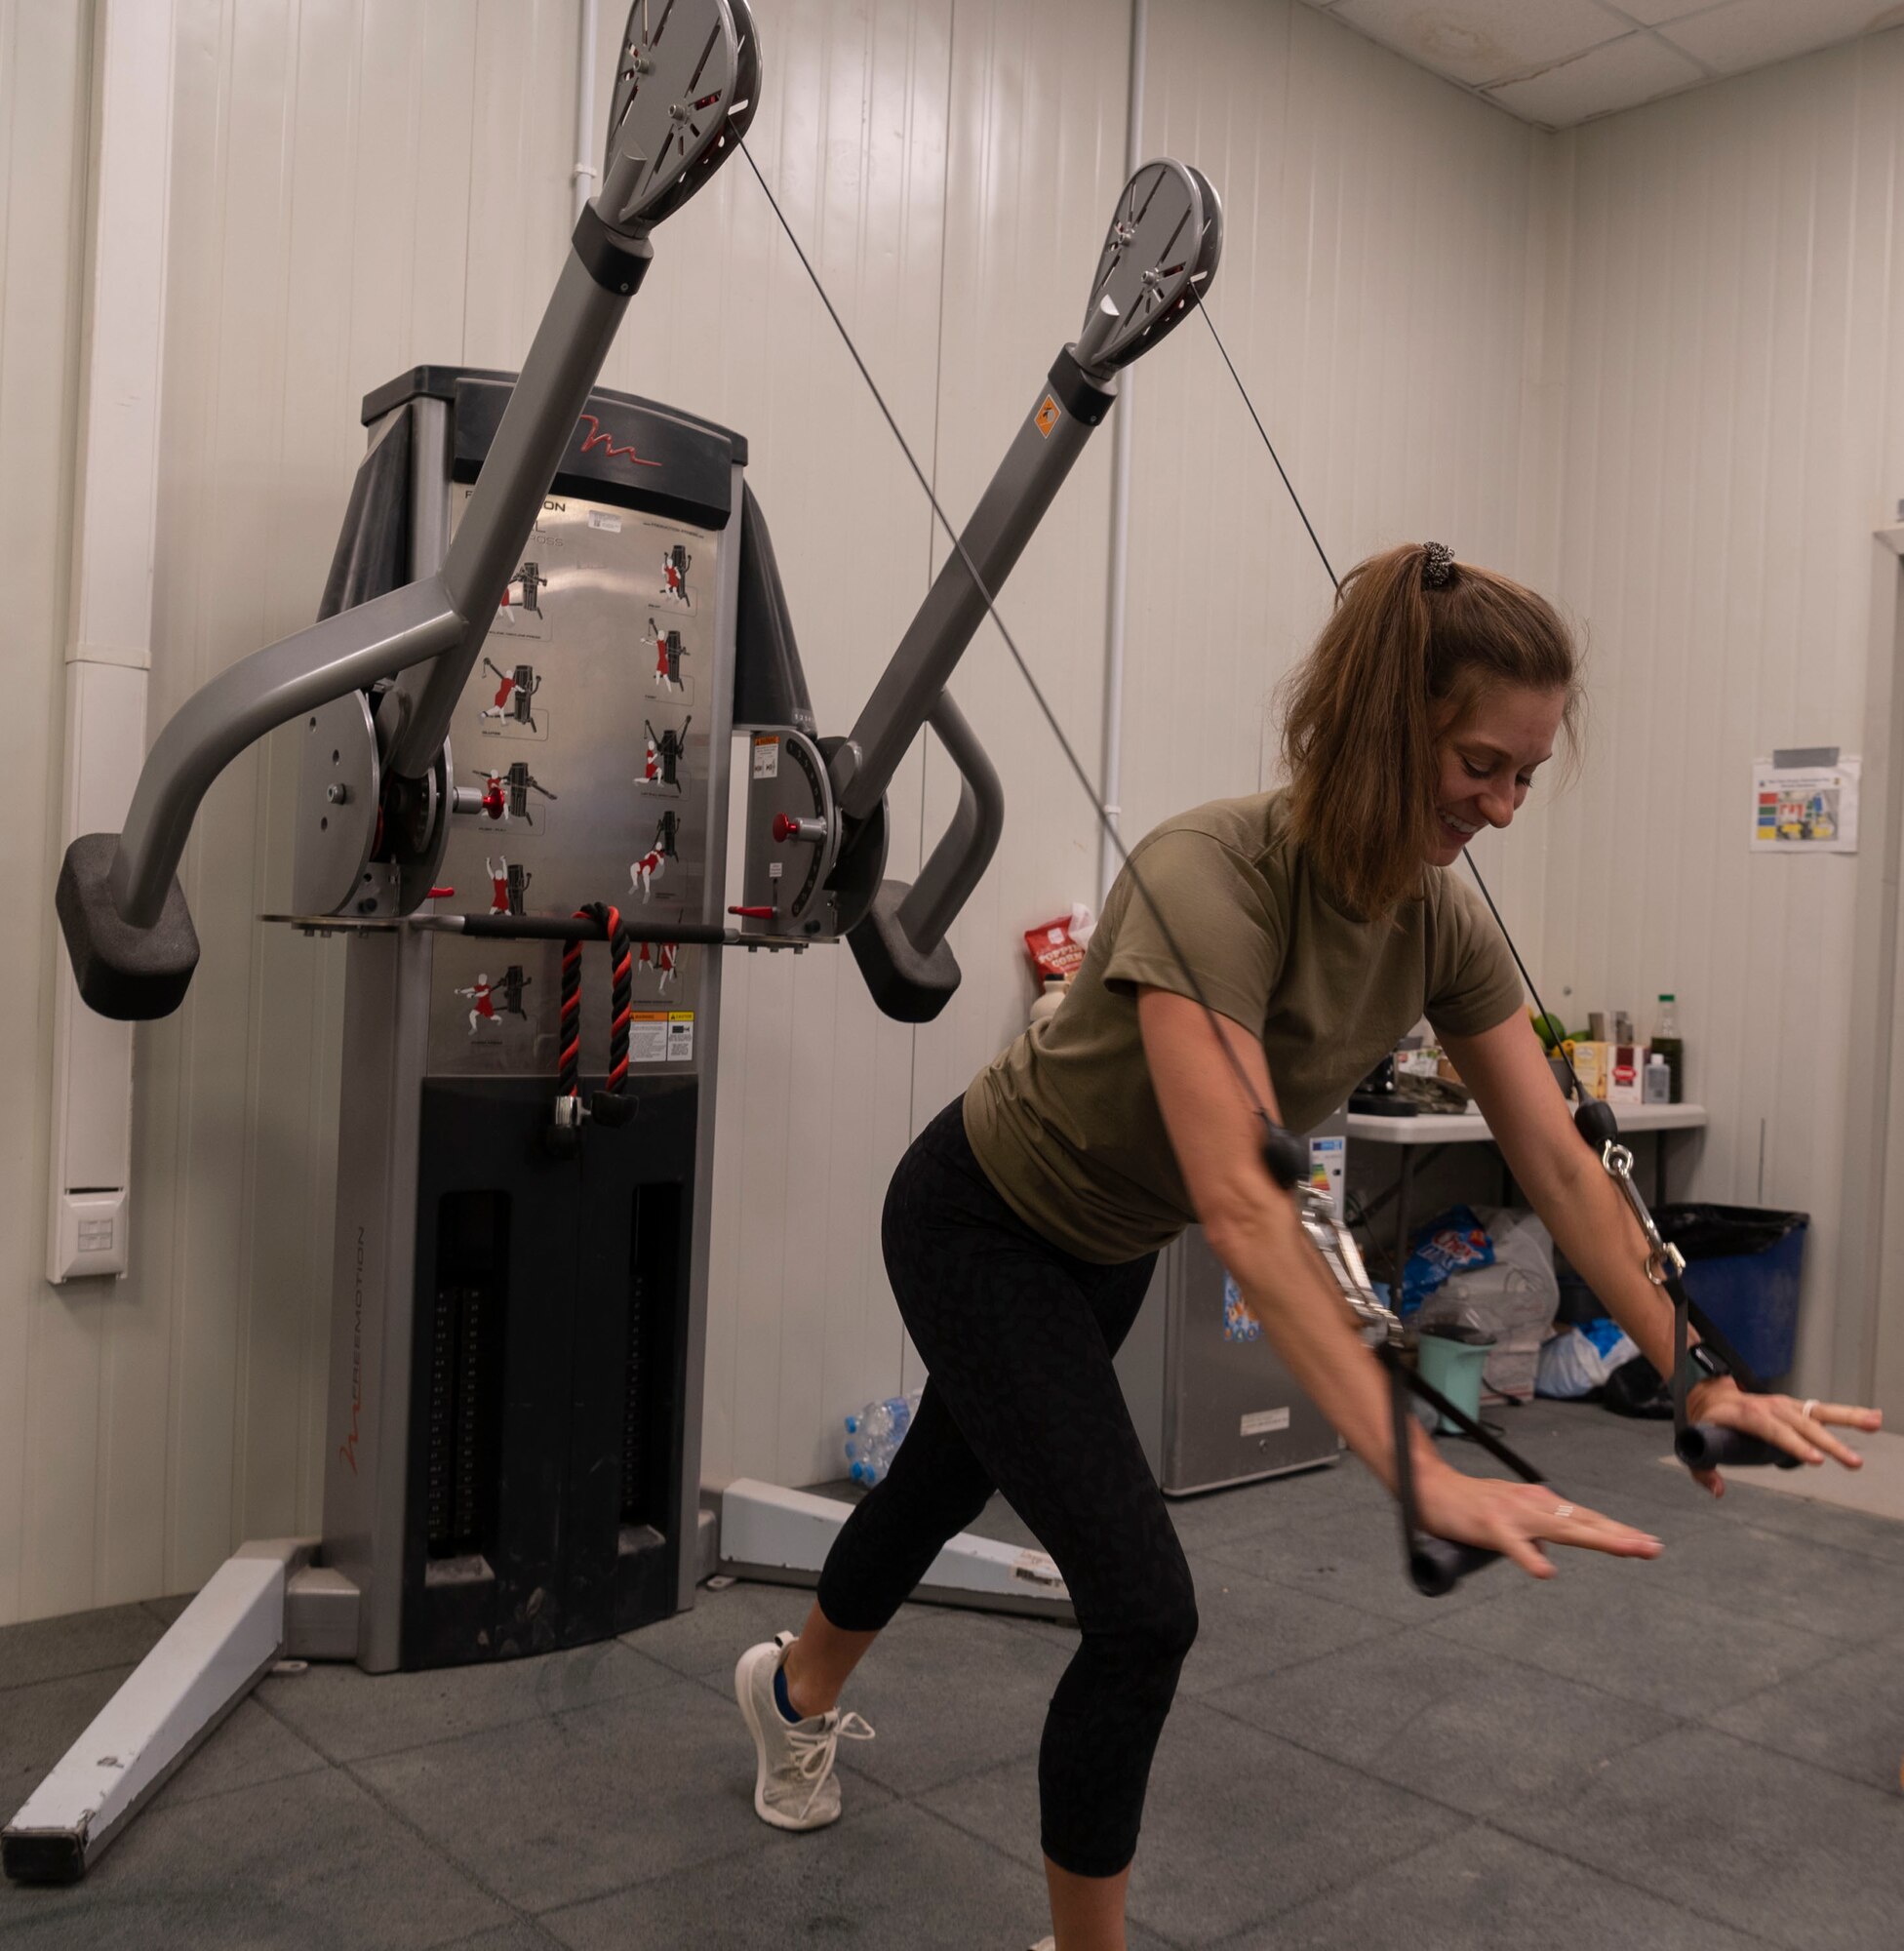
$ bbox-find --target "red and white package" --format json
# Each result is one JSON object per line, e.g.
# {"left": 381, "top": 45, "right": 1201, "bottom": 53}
{"left": 1023, "top": 904, "right": 1096, "bottom": 983}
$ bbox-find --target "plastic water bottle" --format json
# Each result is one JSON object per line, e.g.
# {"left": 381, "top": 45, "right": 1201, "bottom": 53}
{"left": 843, "top": 1390, "right": 922, "bottom": 1486}
{"left": 1651, "top": 993, "right": 1684, "bottom": 1104}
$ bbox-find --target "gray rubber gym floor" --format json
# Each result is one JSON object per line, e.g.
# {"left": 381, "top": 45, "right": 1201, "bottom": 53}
{"left": 3, "top": 1401, "right": 1901, "bottom": 1949}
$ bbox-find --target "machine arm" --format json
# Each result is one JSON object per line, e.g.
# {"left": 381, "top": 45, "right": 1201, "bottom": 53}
{"left": 55, "top": 0, "right": 758, "bottom": 1021}
{"left": 825, "top": 159, "right": 1222, "bottom": 1019}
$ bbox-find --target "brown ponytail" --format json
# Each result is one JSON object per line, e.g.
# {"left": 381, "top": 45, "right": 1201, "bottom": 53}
{"left": 1279, "top": 544, "right": 1579, "bottom": 917}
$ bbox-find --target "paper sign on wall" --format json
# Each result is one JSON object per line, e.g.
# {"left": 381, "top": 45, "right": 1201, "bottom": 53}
{"left": 1752, "top": 754, "right": 1859, "bottom": 854}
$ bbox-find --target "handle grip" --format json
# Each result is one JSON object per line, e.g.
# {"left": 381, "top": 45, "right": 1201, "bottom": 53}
{"left": 57, "top": 834, "right": 201, "bottom": 1020}
{"left": 1408, "top": 1537, "right": 1498, "bottom": 1598}
{"left": 1258, "top": 1121, "right": 1308, "bottom": 1191}
{"left": 1675, "top": 1423, "right": 1804, "bottom": 1471}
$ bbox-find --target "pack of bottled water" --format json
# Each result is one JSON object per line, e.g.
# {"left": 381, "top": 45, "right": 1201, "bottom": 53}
{"left": 843, "top": 1389, "right": 923, "bottom": 1486}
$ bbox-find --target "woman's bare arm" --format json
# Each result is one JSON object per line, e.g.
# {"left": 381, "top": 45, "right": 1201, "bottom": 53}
{"left": 1138, "top": 987, "right": 1660, "bottom": 1575}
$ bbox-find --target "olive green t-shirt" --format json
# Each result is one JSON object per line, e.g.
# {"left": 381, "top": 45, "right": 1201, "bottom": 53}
{"left": 963, "top": 789, "right": 1524, "bottom": 1262}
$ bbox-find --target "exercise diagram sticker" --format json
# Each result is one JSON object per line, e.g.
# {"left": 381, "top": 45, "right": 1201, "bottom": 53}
{"left": 1034, "top": 395, "right": 1061, "bottom": 438}
{"left": 1752, "top": 755, "right": 1859, "bottom": 853}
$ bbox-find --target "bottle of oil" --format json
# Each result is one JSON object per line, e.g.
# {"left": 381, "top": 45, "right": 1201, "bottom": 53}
{"left": 1651, "top": 994, "right": 1684, "bottom": 1103}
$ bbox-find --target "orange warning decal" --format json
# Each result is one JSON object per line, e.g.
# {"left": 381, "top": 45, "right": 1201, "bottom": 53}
{"left": 1034, "top": 395, "right": 1061, "bottom": 438}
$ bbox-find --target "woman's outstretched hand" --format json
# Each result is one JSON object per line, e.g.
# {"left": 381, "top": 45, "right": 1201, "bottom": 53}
{"left": 1415, "top": 1470, "right": 1663, "bottom": 1581}
{"left": 1684, "top": 1377, "right": 1884, "bottom": 1497}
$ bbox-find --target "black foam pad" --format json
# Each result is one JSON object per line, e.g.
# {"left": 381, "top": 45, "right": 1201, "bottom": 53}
{"left": 1408, "top": 1537, "right": 1497, "bottom": 1597}
{"left": 56, "top": 833, "right": 200, "bottom": 1020}
{"left": 1675, "top": 1422, "right": 1804, "bottom": 1471}
{"left": 847, "top": 880, "right": 961, "bottom": 1024}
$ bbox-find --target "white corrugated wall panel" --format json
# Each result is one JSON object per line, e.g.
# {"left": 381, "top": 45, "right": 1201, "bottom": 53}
{"left": 1539, "top": 29, "right": 1904, "bottom": 1398}
{"left": 903, "top": 0, "right": 1132, "bottom": 1329}
{"left": 1127, "top": 0, "right": 1552, "bottom": 973}
{"left": 3, "top": 0, "right": 94, "bottom": 1627}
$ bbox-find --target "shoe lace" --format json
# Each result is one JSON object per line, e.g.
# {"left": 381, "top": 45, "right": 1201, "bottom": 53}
{"left": 785, "top": 1709, "right": 876, "bottom": 1821}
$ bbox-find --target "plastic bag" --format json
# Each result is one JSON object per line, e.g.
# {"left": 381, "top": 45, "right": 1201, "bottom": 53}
{"left": 1414, "top": 1207, "right": 1561, "bottom": 1399}
{"left": 1535, "top": 1318, "right": 1639, "bottom": 1399}
{"left": 1398, "top": 1205, "right": 1494, "bottom": 1312}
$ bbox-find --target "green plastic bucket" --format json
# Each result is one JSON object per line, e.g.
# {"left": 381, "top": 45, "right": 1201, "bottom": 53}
{"left": 1416, "top": 1327, "right": 1494, "bottom": 1435}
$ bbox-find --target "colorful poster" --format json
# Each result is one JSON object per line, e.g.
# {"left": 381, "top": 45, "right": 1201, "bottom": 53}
{"left": 1752, "top": 757, "right": 1858, "bottom": 854}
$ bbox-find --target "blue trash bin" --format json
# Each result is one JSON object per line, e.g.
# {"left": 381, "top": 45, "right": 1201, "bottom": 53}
{"left": 1654, "top": 1204, "right": 1808, "bottom": 1383}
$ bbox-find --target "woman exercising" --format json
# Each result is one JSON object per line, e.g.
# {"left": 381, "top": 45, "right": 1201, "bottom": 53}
{"left": 734, "top": 543, "right": 1882, "bottom": 1950}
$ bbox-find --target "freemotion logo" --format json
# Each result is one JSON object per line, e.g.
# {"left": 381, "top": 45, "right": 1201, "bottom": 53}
{"left": 575, "top": 412, "right": 661, "bottom": 470}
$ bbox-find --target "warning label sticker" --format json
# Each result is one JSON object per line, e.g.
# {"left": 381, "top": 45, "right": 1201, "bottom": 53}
{"left": 667, "top": 1011, "right": 694, "bottom": 1062}
{"left": 1034, "top": 395, "right": 1062, "bottom": 438}
{"left": 752, "top": 736, "right": 779, "bottom": 779}
{"left": 1011, "top": 1549, "right": 1066, "bottom": 1590}
{"left": 629, "top": 1012, "right": 668, "bottom": 1064}
{"left": 1240, "top": 1408, "right": 1291, "bottom": 1439}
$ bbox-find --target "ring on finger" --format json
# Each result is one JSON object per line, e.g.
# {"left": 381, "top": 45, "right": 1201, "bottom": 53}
{"left": 1552, "top": 1503, "right": 1574, "bottom": 1520}
{"left": 1802, "top": 1398, "right": 1820, "bottom": 1421}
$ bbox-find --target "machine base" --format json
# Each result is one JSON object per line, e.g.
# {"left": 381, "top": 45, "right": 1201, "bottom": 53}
{"left": 1, "top": 1541, "right": 310, "bottom": 1885}
{"left": 717, "top": 1479, "right": 1075, "bottom": 1624}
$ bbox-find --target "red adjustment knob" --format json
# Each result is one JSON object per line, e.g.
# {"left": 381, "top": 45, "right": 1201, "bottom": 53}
{"left": 428, "top": 887, "right": 456, "bottom": 899}
{"left": 772, "top": 813, "right": 796, "bottom": 843}
{"left": 729, "top": 904, "right": 775, "bottom": 919}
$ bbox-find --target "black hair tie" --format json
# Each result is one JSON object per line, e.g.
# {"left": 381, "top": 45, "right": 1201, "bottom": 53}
{"left": 1420, "top": 541, "right": 1456, "bottom": 588}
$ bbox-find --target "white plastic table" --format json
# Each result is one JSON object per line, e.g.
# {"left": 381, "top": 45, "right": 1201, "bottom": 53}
{"left": 1347, "top": 1101, "right": 1710, "bottom": 1287}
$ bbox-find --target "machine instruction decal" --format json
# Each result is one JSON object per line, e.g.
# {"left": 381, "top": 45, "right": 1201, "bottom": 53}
{"left": 667, "top": 1011, "right": 694, "bottom": 1061}
{"left": 752, "top": 735, "right": 779, "bottom": 778}
{"left": 480, "top": 657, "right": 543, "bottom": 735}
{"left": 1034, "top": 395, "right": 1061, "bottom": 437}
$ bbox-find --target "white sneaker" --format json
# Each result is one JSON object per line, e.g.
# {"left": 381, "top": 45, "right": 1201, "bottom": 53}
{"left": 734, "top": 1630, "right": 876, "bottom": 1831}
{"left": 1029, "top": 1938, "right": 1056, "bottom": 1950}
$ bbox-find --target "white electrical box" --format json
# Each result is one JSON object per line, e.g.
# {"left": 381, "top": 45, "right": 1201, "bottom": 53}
{"left": 50, "top": 1188, "right": 131, "bottom": 1281}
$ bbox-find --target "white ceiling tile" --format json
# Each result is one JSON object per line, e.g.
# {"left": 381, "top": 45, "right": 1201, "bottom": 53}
{"left": 1657, "top": 0, "right": 1898, "bottom": 75}
{"left": 1601, "top": 0, "right": 1727, "bottom": 25}
{"left": 1329, "top": 0, "right": 1625, "bottom": 88}
{"left": 1487, "top": 29, "right": 1706, "bottom": 124}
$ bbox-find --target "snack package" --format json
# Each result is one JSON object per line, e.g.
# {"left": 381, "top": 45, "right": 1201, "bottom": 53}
{"left": 1024, "top": 903, "right": 1096, "bottom": 984}
{"left": 1399, "top": 1204, "right": 1495, "bottom": 1312}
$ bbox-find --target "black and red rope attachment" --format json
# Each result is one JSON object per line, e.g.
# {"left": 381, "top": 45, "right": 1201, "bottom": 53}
{"left": 556, "top": 901, "right": 641, "bottom": 1136}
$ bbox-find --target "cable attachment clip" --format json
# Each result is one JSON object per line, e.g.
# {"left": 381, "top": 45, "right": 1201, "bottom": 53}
{"left": 1600, "top": 1142, "right": 1686, "bottom": 1288}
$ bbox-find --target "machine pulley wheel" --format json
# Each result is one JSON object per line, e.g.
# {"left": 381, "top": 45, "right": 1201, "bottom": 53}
{"left": 290, "top": 692, "right": 381, "bottom": 917}
{"left": 603, "top": 0, "right": 760, "bottom": 230}
{"left": 1075, "top": 158, "right": 1223, "bottom": 373}
{"left": 389, "top": 740, "right": 455, "bottom": 915}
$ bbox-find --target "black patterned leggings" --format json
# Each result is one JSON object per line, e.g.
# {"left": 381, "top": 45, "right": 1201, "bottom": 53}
{"left": 815, "top": 1097, "right": 1195, "bottom": 1879}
